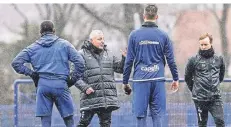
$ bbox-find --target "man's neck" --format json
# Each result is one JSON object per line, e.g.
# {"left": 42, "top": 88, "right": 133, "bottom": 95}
{"left": 144, "top": 19, "right": 156, "bottom": 22}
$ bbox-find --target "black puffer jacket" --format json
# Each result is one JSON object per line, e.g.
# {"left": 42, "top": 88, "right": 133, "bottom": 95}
{"left": 185, "top": 54, "right": 225, "bottom": 101}
{"left": 76, "top": 41, "right": 125, "bottom": 111}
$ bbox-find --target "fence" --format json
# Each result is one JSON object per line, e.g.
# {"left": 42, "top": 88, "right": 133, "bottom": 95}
{"left": 8, "top": 78, "right": 231, "bottom": 127}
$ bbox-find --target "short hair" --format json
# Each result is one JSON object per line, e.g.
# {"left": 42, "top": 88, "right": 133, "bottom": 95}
{"left": 89, "top": 30, "right": 104, "bottom": 39}
{"left": 144, "top": 4, "right": 158, "bottom": 20}
{"left": 199, "top": 33, "right": 213, "bottom": 44}
{"left": 40, "top": 20, "right": 55, "bottom": 34}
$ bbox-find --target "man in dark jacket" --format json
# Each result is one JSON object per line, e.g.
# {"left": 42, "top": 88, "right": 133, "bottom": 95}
{"left": 185, "top": 33, "right": 225, "bottom": 127}
{"left": 123, "top": 4, "right": 179, "bottom": 127}
{"left": 11, "top": 20, "right": 85, "bottom": 127}
{"left": 74, "top": 30, "right": 126, "bottom": 127}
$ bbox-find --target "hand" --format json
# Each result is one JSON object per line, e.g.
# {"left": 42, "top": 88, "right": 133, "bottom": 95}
{"left": 123, "top": 84, "right": 132, "bottom": 95}
{"left": 120, "top": 48, "right": 127, "bottom": 57}
{"left": 86, "top": 87, "right": 94, "bottom": 95}
{"left": 171, "top": 80, "right": 179, "bottom": 92}
{"left": 66, "top": 76, "right": 76, "bottom": 88}
{"left": 30, "top": 72, "right": 39, "bottom": 87}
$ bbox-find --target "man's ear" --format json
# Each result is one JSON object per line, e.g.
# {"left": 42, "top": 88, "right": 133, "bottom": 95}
{"left": 143, "top": 14, "right": 146, "bottom": 20}
{"left": 53, "top": 28, "right": 55, "bottom": 33}
{"left": 40, "top": 29, "right": 42, "bottom": 34}
{"left": 155, "top": 15, "right": 158, "bottom": 20}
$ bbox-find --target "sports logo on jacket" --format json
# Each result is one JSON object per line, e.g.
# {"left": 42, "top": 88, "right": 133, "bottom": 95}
{"left": 141, "top": 65, "right": 159, "bottom": 72}
{"left": 139, "top": 40, "right": 159, "bottom": 45}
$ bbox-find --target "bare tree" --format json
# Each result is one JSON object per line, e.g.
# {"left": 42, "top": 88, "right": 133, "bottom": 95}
{"left": 11, "top": 4, "right": 29, "bottom": 38}
{"left": 209, "top": 4, "right": 230, "bottom": 75}
{"left": 79, "top": 4, "right": 125, "bottom": 33}
{"left": 10, "top": 4, "right": 78, "bottom": 38}
{"left": 79, "top": 4, "right": 143, "bottom": 44}
{"left": 35, "top": 4, "right": 76, "bottom": 36}
{"left": 3, "top": 4, "right": 80, "bottom": 105}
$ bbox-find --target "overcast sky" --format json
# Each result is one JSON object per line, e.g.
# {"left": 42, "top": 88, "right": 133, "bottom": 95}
{"left": 0, "top": 4, "right": 39, "bottom": 43}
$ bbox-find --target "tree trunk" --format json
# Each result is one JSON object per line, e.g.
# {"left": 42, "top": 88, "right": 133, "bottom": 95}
{"left": 220, "top": 4, "right": 230, "bottom": 75}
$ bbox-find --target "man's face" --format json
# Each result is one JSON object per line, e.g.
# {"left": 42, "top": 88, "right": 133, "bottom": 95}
{"left": 91, "top": 34, "right": 105, "bottom": 49}
{"left": 199, "top": 37, "right": 212, "bottom": 50}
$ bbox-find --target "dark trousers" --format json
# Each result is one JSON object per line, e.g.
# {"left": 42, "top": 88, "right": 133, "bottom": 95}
{"left": 77, "top": 108, "right": 112, "bottom": 127}
{"left": 193, "top": 100, "right": 225, "bottom": 127}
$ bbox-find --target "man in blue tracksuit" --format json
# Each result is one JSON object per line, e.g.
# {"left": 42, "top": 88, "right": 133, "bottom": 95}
{"left": 11, "top": 20, "right": 85, "bottom": 127}
{"left": 123, "top": 5, "right": 179, "bottom": 127}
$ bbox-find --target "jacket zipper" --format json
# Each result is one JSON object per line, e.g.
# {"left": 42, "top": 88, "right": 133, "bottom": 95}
{"left": 97, "top": 54, "right": 107, "bottom": 108}
{"left": 208, "top": 57, "right": 212, "bottom": 99}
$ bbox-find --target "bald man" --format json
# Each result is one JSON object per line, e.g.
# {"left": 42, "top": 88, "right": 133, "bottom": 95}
{"left": 72, "top": 30, "right": 127, "bottom": 127}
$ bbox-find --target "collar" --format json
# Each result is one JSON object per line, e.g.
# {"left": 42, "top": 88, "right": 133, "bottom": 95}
{"left": 142, "top": 22, "right": 158, "bottom": 27}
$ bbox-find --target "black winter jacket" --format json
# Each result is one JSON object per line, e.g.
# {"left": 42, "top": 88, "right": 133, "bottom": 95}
{"left": 76, "top": 41, "right": 125, "bottom": 111}
{"left": 185, "top": 54, "right": 225, "bottom": 101}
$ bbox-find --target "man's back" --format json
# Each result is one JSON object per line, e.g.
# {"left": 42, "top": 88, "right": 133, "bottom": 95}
{"left": 122, "top": 5, "right": 179, "bottom": 127}
{"left": 124, "top": 22, "right": 178, "bottom": 82}
{"left": 12, "top": 34, "right": 69, "bottom": 77}
{"left": 29, "top": 34, "right": 70, "bottom": 76}
{"left": 12, "top": 33, "right": 84, "bottom": 84}
{"left": 131, "top": 22, "right": 168, "bottom": 65}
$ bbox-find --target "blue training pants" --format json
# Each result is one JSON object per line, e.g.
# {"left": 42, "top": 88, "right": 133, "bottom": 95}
{"left": 36, "top": 78, "right": 74, "bottom": 118}
{"left": 132, "top": 81, "right": 167, "bottom": 127}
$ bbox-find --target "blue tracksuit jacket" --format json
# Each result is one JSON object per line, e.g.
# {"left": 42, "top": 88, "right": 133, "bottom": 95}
{"left": 123, "top": 22, "right": 179, "bottom": 84}
{"left": 11, "top": 34, "right": 84, "bottom": 83}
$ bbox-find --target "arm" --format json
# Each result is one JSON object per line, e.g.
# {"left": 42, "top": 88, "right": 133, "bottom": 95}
{"left": 68, "top": 47, "right": 91, "bottom": 92}
{"left": 67, "top": 44, "right": 85, "bottom": 81}
{"left": 164, "top": 36, "right": 179, "bottom": 81}
{"left": 123, "top": 32, "right": 135, "bottom": 84}
{"left": 219, "top": 56, "right": 225, "bottom": 82}
{"left": 11, "top": 48, "right": 33, "bottom": 76}
{"left": 113, "top": 55, "right": 125, "bottom": 73}
{"left": 75, "top": 79, "right": 91, "bottom": 92}
{"left": 184, "top": 57, "right": 195, "bottom": 92}
{"left": 74, "top": 52, "right": 90, "bottom": 92}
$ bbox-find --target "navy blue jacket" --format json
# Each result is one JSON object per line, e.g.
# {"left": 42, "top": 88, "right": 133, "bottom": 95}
{"left": 12, "top": 34, "right": 84, "bottom": 84}
{"left": 123, "top": 22, "right": 179, "bottom": 84}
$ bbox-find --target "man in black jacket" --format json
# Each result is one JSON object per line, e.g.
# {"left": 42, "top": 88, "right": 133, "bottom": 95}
{"left": 72, "top": 30, "right": 126, "bottom": 127}
{"left": 185, "top": 33, "right": 225, "bottom": 127}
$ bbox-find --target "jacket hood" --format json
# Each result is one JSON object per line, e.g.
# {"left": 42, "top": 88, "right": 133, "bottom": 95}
{"left": 36, "top": 33, "right": 59, "bottom": 47}
{"left": 81, "top": 40, "right": 92, "bottom": 50}
{"left": 81, "top": 40, "right": 107, "bottom": 51}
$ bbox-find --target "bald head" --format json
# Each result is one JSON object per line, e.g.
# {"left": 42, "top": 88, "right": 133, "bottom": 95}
{"left": 89, "top": 30, "right": 105, "bottom": 49}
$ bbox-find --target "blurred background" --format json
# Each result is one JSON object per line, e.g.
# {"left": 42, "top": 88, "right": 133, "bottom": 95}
{"left": 0, "top": 3, "right": 231, "bottom": 126}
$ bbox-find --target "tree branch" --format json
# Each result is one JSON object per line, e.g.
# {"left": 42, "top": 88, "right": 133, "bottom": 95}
{"left": 79, "top": 4, "right": 125, "bottom": 33}
{"left": 3, "top": 22, "right": 20, "bottom": 35}
{"left": 207, "top": 4, "right": 220, "bottom": 23}
{"left": 64, "top": 4, "right": 76, "bottom": 22}
{"left": 11, "top": 4, "right": 29, "bottom": 22}
{"left": 11, "top": 4, "right": 29, "bottom": 37}
{"left": 63, "top": 4, "right": 68, "bottom": 11}
{"left": 172, "top": 11, "right": 185, "bottom": 29}
{"left": 45, "top": 4, "right": 51, "bottom": 20}
{"left": 67, "top": 4, "right": 75, "bottom": 17}
{"left": 35, "top": 4, "right": 45, "bottom": 19}
{"left": 221, "top": 4, "right": 229, "bottom": 23}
